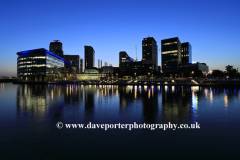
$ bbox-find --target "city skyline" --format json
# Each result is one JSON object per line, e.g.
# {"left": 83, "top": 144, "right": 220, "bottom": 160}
{"left": 1, "top": 0, "right": 240, "bottom": 76}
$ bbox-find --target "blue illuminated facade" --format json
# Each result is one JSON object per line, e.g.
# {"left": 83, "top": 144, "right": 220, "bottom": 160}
{"left": 17, "top": 48, "right": 71, "bottom": 81}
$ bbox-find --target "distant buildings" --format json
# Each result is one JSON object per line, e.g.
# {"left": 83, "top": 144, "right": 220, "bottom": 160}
{"left": 118, "top": 37, "right": 159, "bottom": 76}
{"left": 101, "top": 66, "right": 114, "bottom": 74}
{"left": 63, "top": 55, "right": 80, "bottom": 74}
{"left": 84, "top": 46, "right": 95, "bottom": 70}
{"left": 161, "top": 37, "right": 208, "bottom": 77}
{"left": 49, "top": 40, "right": 64, "bottom": 58}
{"left": 80, "top": 59, "right": 83, "bottom": 73}
{"left": 16, "top": 48, "right": 69, "bottom": 81}
{"left": 179, "top": 62, "right": 209, "bottom": 77}
{"left": 16, "top": 37, "right": 209, "bottom": 80}
{"left": 142, "top": 37, "right": 158, "bottom": 71}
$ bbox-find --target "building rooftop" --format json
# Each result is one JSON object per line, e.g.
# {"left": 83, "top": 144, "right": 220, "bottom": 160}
{"left": 17, "top": 48, "right": 68, "bottom": 63}
{"left": 143, "top": 37, "right": 157, "bottom": 43}
{"left": 50, "top": 40, "right": 62, "bottom": 44}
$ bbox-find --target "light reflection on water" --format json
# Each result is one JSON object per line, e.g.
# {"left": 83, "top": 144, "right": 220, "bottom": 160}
{"left": 11, "top": 84, "right": 240, "bottom": 124}
{"left": 1, "top": 83, "right": 240, "bottom": 159}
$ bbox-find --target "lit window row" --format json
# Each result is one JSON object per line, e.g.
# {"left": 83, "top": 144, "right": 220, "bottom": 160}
{"left": 163, "top": 42, "right": 177, "bottom": 45}
{"left": 18, "top": 61, "right": 33, "bottom": 64}
{"left": 18, "top": 64, "right": 46, "bottom": 68}
{"left": 162, "top": 50, "right": 178, "bottom": 54}
{"left": 34, "top": 56, "right": 46, "bottom": 59}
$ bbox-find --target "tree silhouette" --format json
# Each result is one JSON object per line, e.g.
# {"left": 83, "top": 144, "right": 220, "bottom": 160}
{"left": 225, "top": 65, "right": 233, "bottom": 73}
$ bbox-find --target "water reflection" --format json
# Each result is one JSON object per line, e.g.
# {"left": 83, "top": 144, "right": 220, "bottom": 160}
{"left": 16, "top": 84, "right": 240, "bottom": 124}
{"left": 162, "top": 85, "right": 193, "bottom": 124}
{"left": 142, "top": 86, "right": 158, "bottom": 123}
{"left": 1, "top": 83, "right": 4, "bottom": 91}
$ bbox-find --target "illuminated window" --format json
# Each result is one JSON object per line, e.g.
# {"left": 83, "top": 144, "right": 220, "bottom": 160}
{"left": 162, "top": 50, "right": 178, "bottom": 54}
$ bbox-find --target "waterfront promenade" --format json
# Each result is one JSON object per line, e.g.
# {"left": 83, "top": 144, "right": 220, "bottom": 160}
{"left": 11, "top": 78, "right": 240, "bottom": 86}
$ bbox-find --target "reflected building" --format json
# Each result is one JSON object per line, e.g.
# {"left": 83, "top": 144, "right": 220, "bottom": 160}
{"left": 141, "top": 86, "right": 159, "bottom": 123}
{"left": 84, "top": 85, "right": 95, "bottom": 114}
{"left": 17, "top": 84, "right": 64, "bottom": 119}
{"left": 64, "top": 84, "right": 80, "bottom": 104}
{"left": 118, "top": 85, "right": 158, "bottom": 123}
{"left": 162, "top": 86, "right": 193, "bottom": 124}
{"left": 118, "top": 86, "right": 139, "bottom": 118}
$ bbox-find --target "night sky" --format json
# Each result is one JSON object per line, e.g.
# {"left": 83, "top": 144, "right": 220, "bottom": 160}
{"left": 1, "top": 0, "right": 240, "bottom": 76}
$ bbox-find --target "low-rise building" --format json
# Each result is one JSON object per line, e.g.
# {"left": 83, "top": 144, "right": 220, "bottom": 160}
{"left": 76, "top": 69, "right": 101, "bottom": 80}
{"left": 179, "top": 62, "right": 209, "bottom": 77}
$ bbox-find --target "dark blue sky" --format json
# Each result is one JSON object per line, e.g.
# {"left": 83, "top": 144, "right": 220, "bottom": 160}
{"left": 1, "top": 0, "right": 240, "bottom": 76}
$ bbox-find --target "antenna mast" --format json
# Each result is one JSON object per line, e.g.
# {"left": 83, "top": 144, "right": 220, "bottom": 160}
{"left": 136, "top": 45, "right": 138, "bottom": 61}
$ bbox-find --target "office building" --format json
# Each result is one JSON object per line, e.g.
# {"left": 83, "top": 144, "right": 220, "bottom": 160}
{"left": 17, "top": 48, "right": 69, "bottom": 81}
{"left": 49, "top": 40, "right": 64, "bottom": 58}
{"left": 161, "top": 37, "right": 182, "bottom": 73}
{"left": 76, "top": 69, "right": 100, "bottom": 80}
{"left": 179, "top": 62, "right": 209, "bottom": 77}
{"left": 181, "top": 42, "right": 192, "bottom": 64}
{"left": 119, "top": 51, "right": 134, "bottom": 74}
{"left": 142, "top": 37, "right": 158, "bottom": 71}
{"left": 101, "top": 66, "right": 114, "bottom": 74}
{"left": 84, "top": 46, "right": 95, "bottom": 70}
{"left": 80, "top": 59, "right": 83, "bottom": 73}
{"left": 64, "top": 55, "right": 80, "bottom": 73}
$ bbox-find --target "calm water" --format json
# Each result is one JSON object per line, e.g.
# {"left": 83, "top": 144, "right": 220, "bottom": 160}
{"left": 0, "top": 83, "right": 240, "bottom": 159}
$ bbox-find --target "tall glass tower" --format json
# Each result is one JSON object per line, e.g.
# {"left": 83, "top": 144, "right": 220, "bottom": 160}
{"left": 142, "top": 37, "right": 158, "bottom": 71}
{"left": 84, "top": 46, "right": 95, "bottom": 70}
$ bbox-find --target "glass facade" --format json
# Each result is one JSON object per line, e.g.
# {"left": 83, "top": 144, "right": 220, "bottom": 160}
{"left": 119, "top": 51, "right": 134, "bottom": 74}
{"left": 49, "top": 40, "right": 64, "bottom": 58}
{"left": 181, "top": 42, "right": 192, "bottom": 64}
{"left": 17, "top": 49, "right": 66, "bottom": 81}
{"left": 142, "top": 37, "right": 158, "bottom": 71}
{"left": 161, "top": 37, "right": 181, "bottom": 73}
{"left": 63, "top": 55, "right": 80, "bottom": 74}
{"left": 179, "top": 62, "right": 209, "bottom": 77}
{"left": 84, "top": 46, "right": 95, "bottom": 70}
